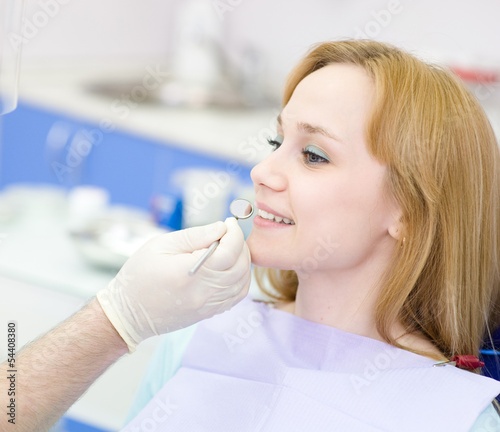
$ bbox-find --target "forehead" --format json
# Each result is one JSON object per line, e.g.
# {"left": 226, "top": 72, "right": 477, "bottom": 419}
{"left": 281, "top": 64, "right": 375, "bottom": 139}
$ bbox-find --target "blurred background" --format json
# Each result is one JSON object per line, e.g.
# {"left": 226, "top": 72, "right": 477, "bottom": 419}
{"left": 0, "top": 0, "right": 500, "bottom": 430}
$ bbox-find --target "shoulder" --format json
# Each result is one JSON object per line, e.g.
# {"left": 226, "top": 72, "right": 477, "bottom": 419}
{"left": 152, "top": 324, "right": 199, "bottom": 378}
{"left": 469, "top": 403, "right": 500, "bottom": 431}
{"left": 125, "top": 324, "right": 198, "bottom": 424}
{"left": 273, "top": 301, "right": 295, "bottom": 313}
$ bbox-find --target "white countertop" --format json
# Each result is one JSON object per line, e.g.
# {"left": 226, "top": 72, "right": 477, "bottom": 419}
{"left": 0, "top": 184, "right": 118, "bottom": 299}
{"left": 17, "top": 63, "right": 278, "bottom": 167}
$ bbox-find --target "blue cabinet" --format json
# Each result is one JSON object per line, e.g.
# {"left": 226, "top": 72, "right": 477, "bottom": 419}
{"left": 0, "top": 102, "right": 253, "bottom": 210}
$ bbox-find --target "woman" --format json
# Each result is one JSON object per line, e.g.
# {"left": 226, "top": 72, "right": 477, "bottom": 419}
{"left": 124, "top": 40, "right": 500, "bottom": 431}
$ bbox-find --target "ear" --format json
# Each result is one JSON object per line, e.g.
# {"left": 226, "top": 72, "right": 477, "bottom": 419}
{"left": 388, "top": 213, "right": 404, "bottom": 241}
{"left": 388, "top": 222, "right": 401, "bottom": 241}
{"left": 385, "top": 189, "right": 404, "bottom": 241}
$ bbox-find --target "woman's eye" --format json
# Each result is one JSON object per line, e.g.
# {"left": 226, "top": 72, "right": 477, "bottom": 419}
{"left": 267, "top": 136, "right": 283, "bottom": 151}
{"left": 303, "top": 152, "right": 326, "bottom": 164}
{"left": 302, "top": 145, "right": 331, "bottom": 165}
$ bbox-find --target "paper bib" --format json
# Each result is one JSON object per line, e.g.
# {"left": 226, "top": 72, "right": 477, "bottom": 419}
{"left": 123, "top": 298, "right": 500, "bottom": 431}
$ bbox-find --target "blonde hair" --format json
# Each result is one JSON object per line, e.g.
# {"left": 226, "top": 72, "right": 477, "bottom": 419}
{"left": 255, "top": 40, "right": 500, "bottom": 361}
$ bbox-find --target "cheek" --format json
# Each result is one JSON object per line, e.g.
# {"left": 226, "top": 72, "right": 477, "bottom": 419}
{"left": 293, "top": 175, "right": 388, "bottom": 258}
{"left": 246, "top": 167, "right": 390, "bottom": 270}
{"left": 333, "top": 164, "right": 388, "bottom": 217}
{"left": 297, "top": 177, "right": 362, "bottom": 230}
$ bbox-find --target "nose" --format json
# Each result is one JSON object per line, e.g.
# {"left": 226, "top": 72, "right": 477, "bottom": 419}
{"left": 250, "top": 147, "right": 288, "bottom": 192}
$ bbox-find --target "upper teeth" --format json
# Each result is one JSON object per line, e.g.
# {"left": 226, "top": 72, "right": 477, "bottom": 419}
{"left": 258, "top": 209, "right": 295, "bottom": 225}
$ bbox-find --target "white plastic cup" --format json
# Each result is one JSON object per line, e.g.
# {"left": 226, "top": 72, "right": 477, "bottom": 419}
{"left": 174, "top": 168, "right": 234, "bottom": 228}
{"left": 67, "top": 185, "right": 110, "bottom": 230}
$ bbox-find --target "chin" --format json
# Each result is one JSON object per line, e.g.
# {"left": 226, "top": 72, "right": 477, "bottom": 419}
{"left": 247, "top": 234, "right": 293, "bottom": 269}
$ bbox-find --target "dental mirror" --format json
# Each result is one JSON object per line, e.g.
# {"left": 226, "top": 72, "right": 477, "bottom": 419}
{"left": 229, "top": 198, "right": 254, "bottom": 220}
{"left": 189, "top": 199, "right": 254, "bottom": 276}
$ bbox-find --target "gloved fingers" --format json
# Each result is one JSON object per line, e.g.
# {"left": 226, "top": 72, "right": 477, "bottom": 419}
{"left": 231, "top": 263, "right": 252, "bottom": 297}
{"left": 197, "top": 284, "right": 250, "bottom": 316}
{"left": 219, "top": 241, "right": 251, "bottom": 286}
{"left": 158, "top": 221, "right": 226, "bottom": 254}
{"left": 215, "top": 279, "right": 250, "bottom": 309}
{"left": 202, "top": 260, "right": 252, "bottom": 302}
{"left": 199, "top": 239, "right": 251, "bottom": 288}
{"left": 206, "top": 217, "right": 245, "bottom": 271}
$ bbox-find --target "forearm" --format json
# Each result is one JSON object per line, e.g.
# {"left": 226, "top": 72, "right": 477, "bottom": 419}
{"left": 0, "top": 298, "right": 128, "bottom": 432}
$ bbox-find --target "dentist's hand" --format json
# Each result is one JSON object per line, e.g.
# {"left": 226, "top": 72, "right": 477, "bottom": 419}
{"left": 96, "top": 217, "right": 251, "bottom": 352}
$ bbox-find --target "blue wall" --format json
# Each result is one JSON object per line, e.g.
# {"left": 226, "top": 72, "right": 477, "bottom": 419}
{"left": 0, "top": 102, "right": 253, "bottom": 211}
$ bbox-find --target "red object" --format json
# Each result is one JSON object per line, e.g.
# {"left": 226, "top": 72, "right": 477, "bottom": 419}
{"left": 451, "top": 355, "right": 485, "bottom": 370}
{"left": 450, "top": 66, "right": 499, "bottom": 84}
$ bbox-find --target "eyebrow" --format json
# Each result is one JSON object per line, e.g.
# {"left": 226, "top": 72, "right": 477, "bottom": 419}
{"left": 277, "top": 114, "right": 344, "bottom": 144}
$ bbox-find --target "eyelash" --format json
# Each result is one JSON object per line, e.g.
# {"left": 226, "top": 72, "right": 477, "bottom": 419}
{"left": 266, "top": 137, "right": 282, "bottom": 151}
{"left": 266, "top": 137, "right": 330, "bottom": 165}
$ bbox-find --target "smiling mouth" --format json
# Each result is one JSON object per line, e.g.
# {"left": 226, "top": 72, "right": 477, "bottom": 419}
{"left": 257, "top": 209, "right": 295, "bottom": 225}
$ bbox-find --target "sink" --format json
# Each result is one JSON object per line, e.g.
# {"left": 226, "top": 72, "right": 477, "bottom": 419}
{"left": 84, "top": 76, "right": 278, "bottom": 110}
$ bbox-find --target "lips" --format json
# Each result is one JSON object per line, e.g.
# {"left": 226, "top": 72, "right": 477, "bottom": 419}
{"left": 255, "top": 201, "right": 295, "bottom": 225}
{"left": 255, "top": 202, "right": 290, "bottom": 220}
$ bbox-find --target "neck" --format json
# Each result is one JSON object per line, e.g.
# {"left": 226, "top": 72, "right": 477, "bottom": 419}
{"left": 289, "top": 250, "right": 446, "bottom": 360}
{"left": 294, "top": 263, "right": 386, "bottom": 341}
{"left": 290, "top": 235, "right": 398, "bottom": 341}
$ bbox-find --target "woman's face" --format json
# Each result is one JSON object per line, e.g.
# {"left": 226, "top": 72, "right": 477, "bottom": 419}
{"left": 247, "top": 63, "right": 399, "bottom": 277}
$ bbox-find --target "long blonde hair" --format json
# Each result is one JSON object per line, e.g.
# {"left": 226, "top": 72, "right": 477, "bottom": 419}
{"left": 255, "top": 40, "right": 500, "bottom": 360}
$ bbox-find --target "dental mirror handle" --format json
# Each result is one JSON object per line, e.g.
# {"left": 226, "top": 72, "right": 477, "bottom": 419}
{"left": 188, "top": 239, "right": 219, "bottom": 276}
{"left": 188, "top": 199, "right": 253, "bottom": 276}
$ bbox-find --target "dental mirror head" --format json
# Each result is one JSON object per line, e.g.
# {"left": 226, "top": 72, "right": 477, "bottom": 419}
{"left": 229, "top": 199, "right": 254, "bottom": 220}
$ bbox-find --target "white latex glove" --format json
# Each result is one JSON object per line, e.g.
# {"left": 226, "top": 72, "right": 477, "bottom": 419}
{"left": 96, "top": 217, "right": 251, "bottom": 352}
